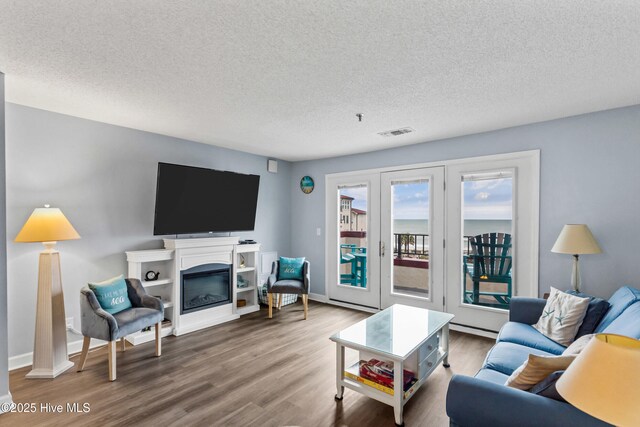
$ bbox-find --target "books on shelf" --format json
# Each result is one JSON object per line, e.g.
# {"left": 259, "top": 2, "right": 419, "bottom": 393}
{"left": 344, "top": 359, "right": 417, "bottom": 397}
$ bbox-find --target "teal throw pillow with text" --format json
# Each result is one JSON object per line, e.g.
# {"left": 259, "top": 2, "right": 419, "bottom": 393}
{"left": 88, "top": 274, "right": 132, "bottom": 315}
{"left": 279, "top": 257, "right": 305, "bottom": 280}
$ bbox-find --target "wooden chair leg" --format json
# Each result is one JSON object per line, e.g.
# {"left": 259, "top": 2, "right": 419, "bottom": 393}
{"left": 121, "top": 337, "right": 126, "bottom": 352}
{"left": 278, "top": 293, "right": 282, "bottom": 310}
{"left": 108, "top": 341, "right": 116, "bottom": 381}
{"left": 268, "top": 293, "right": 273, "bottom": 318}
{"left": 155, "top": 322, "right": 162, "bottom": 357}
{"left": 77, "top": 336, "right": 91, "bottom": 372}
{"left": 303, "top": 294, "right": 308, "bottom": 320}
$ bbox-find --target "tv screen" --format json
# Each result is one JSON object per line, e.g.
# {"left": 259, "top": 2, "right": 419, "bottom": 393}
{"left": 153, "top": 162, "right": 260, "bottom": 235}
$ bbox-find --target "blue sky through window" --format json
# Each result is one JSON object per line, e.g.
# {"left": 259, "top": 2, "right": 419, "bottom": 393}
{"left": 340, "top": 176, "right": 512, "bottom": 220}
{"left": 463, "top": 177, "right": 513, "bottom": 220}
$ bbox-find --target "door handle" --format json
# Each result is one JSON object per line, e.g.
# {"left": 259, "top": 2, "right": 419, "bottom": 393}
{"left": 379, "top": 241, "right": 385, "bottom": 257}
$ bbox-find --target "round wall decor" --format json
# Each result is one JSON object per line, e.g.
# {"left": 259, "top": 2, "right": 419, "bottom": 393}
{"left": 300, "top": 176, "right": 314, "bottom": 194}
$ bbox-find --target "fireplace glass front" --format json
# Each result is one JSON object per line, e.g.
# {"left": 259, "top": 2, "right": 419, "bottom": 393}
{"left": 181, "top": 263, "right": 231, "bottom": 314}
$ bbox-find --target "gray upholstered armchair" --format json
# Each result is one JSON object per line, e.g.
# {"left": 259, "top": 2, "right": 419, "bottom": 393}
{"left": 267, "top": 260, "right": 310, "bottom": 319}
{"left": 77, "top": 278, "right": 163, "bottom": 381}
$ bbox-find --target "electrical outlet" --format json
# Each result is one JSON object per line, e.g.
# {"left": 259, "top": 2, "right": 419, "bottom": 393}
{"left": 316, "top": 227, "right": 321, "bottom": 236}
{"left": 66, "top": 317, "right": 74, "bottom": 329}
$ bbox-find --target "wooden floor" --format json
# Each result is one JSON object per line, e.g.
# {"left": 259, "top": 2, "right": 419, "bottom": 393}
{"left": 5, "top": 301, "right": 494, "bottom": 427}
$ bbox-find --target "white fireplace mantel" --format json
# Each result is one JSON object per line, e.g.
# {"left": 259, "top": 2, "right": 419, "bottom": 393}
{"left": 125, "top": 236, "right": 261, "bottom": 345}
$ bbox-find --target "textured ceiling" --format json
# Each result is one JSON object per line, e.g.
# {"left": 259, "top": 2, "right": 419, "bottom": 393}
{"left": 0, "top": 1, "right": 639, "bottom": 161}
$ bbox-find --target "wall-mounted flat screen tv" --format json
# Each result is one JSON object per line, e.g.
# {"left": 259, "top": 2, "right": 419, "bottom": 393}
{"left": 153, "top": 162, "right": 260, "bottom": 235}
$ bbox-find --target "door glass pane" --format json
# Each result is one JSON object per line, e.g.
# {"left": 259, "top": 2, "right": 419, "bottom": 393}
{"left": 339, "top": 185, "right": 368, "bottom": 288}
{"left": 391, "top": 179, "right": 430, "bottom": 298}
{"left": 461, "top": 171, "right": 513, "bottom": 310}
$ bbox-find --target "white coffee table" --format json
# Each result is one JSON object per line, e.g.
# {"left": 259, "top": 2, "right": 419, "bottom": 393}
{"left": 330, "top": 304, "right": 454, "bottom": 426}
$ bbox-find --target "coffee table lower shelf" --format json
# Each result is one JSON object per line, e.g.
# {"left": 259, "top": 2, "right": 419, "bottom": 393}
{"left": 339, "top": 348, "right": 446, "bottom": 407}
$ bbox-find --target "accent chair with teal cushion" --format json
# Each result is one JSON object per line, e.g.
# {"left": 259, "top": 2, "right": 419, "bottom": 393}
{"left": 78, "top": 277, "right": 164, "bottom": 381}
{"left": 267, "top": 258, "right": 310, "bottom": 320}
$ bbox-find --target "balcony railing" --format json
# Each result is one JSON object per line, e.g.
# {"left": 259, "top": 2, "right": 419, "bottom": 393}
{"left": 393, "top": 233, "right": 475, "bottom": 259}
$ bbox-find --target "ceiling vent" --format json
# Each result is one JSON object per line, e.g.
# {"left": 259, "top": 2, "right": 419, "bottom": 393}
{"left": 377, "top": 127, "right": 415, "bottom": 137}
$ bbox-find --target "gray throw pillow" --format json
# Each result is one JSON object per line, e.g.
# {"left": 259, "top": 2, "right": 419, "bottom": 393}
{"left": 529, "top": 370, "right": 566, "bottom": 402}
{"left": 565, "top": 290, "right": 610, "bottom": 338}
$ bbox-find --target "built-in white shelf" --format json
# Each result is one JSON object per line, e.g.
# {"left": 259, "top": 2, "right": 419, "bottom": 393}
{"left": 126, "top": 324, "right": 174, "bottom": 346}
{"left": 236, "top": 305, "right": 260, "bottom": 316}
{"left": 126, "top": 249, "right": 175, "bottom": 346}
{"left": 237, "top": 267, "right": 256, "bottom": 273}
{"left": 142, "top": 278, "right": 173, "bottom": 288}
{"left": 237, "top": 285, "right": 256, "bottom": 293}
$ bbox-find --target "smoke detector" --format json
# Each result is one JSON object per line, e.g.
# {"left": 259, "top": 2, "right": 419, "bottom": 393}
{"left": 377, "top": 127, "right": 415, "bottom": 137}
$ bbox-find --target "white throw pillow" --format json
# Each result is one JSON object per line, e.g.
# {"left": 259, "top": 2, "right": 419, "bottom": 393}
{"left": 505, "top": 354, "right": 576, "bottom": 390}
{"left": 563, "top": 333, "right": 594, "bottom": 356}
{"left": 533, "top": 287, "right": 590, "bottom": 346}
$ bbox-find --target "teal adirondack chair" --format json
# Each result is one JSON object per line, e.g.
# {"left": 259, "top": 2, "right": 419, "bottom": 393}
{"left": 463, "top": 233, "right": 512, "bottom": 309}
{"left": 340, "top": 244, "right": 367, "bottom": 287}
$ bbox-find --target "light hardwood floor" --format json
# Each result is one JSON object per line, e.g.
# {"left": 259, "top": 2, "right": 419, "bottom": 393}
{"left": 5, "top": 301, "right": 494, "bottom": 426}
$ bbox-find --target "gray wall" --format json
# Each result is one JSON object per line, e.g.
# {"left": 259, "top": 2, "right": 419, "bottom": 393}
{"left": 0, "top": 73, "right": 10, "bottom": 401}
{"left": 6, "top": 104, "right": 292, "bottom": 358}
{"left": 291, "top": 105, "right": 640, "bottom": 300}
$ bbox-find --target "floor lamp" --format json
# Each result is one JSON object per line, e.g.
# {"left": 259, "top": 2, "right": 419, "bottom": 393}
{"left": 551, "top": 224, "right": 601, "bottom": 292}
{"left": 15, "top": 205, "right": 80, "bottom": 379}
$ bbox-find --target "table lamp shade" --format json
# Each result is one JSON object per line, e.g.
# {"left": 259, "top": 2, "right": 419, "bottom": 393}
{"left": 556, "top": 334, "right": 640, "bottom": 426}
{"left": 551, "top": 224, "right": 601, "bottom": 255}
{"left": 15, "top": 207, "right": 80, "bottom": 243}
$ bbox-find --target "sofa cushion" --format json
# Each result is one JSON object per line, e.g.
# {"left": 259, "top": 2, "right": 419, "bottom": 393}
{"left": 483, "top": 342, "right": 554, "bottom": 376}
{"left": 595, "top": 286, "right": 640, "bottom": 332}
{"left": 600, "top": 301, "right": 640, "bottom": 339}
{"left": 112, "top": 307, "right": 163, "bottom": 339}
{"left": 475, "top": 368, "right": 510, "bottom": 385}
{"left": 498, "top": 322, "right": 566, "bottom": 355}
{"left": 565, "top": 290, "right": 610, "bottom": 338}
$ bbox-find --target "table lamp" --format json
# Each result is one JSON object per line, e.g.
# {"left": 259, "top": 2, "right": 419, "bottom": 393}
{"left": 15, "top": 205, "right": 80, "bottom": 378}
{"left": 556, "top": 334, "right": 640, "bottom": 426}
{"left": 551, "top": 224, "right": 601, "bottom": 292}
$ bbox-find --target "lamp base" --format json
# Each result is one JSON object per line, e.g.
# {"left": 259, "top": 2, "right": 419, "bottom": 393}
{"left": 26, "top": 360, "right": 74, "bottom": 379}
{"left": 27, "top": 248, "right": 73, "bottom": 379}
{"left": 571, "top": 254, "right": 581, "bottom": 292}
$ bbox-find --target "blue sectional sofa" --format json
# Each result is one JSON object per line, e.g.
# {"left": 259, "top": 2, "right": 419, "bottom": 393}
{"left": 446, "top": 286, "right": 640, "bottom": 427}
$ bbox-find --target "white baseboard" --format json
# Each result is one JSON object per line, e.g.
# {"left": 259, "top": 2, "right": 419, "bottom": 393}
{"left": 308, "top": 292, "right": 327, "bottom": 303}
{"left": 9, "top": 338, "right": 107, "bottom": 372}
{"left": 0, "top": 392, "right": 13, "bottom": 414}
{"left": 450, "top": 323, "right": 498, "bottom": 340}
{"left": 325, "top": 299, "right": 379, "bottom": 313}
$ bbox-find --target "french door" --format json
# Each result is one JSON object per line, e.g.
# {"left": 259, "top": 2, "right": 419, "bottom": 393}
{"left": 326, "top": 173, "right": 381, "bottom": 309}
{"left": 326, "top": 151, "right": 539, "bottom": 332}
{"left": 445, "top": 154, "right": 539, "bottom": 332}
{"left": 380, "top": 167, "right": 445, "bottom": 310}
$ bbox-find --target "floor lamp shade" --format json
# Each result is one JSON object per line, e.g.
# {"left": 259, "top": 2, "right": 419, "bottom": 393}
{"left": 15, "top": 207, "right": 80, "bottom": 243}
{"left": 15, "top": 206, "right": 80, "bottom": 379}
{"left": 556, "top": 334, "right": 640, "bottom": 426}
